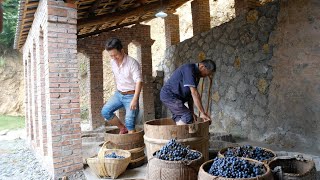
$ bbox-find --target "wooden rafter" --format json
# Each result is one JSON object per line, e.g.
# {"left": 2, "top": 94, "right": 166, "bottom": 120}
{"left": 25, "top": 1, "right": 38, "bottom": 8}
{"left": 78, "top": 0, "right": 187, "bottom": 30}
{"left": 78, "top": 16, "right": 155, "bottom": 38}
{"left": 111, "top": 0, "right": 128, "bottom": 12}
{"left": 64, "top": 0, "right": 77, "bottom": 3}
{"left": 86, "top": 0, "right": 102, "bottom": 17}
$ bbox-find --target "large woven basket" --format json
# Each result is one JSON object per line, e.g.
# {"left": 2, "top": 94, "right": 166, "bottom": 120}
{"left": 198, "top": 158, "right": 274, "bottom": 180}
{"left": 147, "top": 150, "right": 204, "bottom": 180}
{"left": 218, "top": 146, "right": 277, "bottom": 163}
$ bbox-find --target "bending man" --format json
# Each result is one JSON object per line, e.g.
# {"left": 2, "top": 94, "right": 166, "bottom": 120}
{"left": 160, "top": 59, "right": 216, "bottom": 125}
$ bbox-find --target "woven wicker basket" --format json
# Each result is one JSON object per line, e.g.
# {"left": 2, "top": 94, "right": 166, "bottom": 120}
{"left": 88, "top": 142, "right": 131, "bottom": 179}
{"left": 198, "top": 158, "right": 274, "bottom": 180}
{"left": 87, "top": 157, "right": 108, "bottom": 178}
{"left": 218, "top": 146, "right": 277, "bottom": 163}
{"left": 103, "top": 149, "right": 131, "bottom": 179}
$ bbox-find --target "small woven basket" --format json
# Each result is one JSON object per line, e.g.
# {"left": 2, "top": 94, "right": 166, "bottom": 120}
{"left": 87, "top": 157, "right": 108, "bottom": 178}
{"left": 87, "top": 142, "right": 131, "bottom": 179}
{"left": 102, "top": 149, "right": 131, "bottom": 179}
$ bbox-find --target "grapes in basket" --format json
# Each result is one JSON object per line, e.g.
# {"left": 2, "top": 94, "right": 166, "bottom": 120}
{"left": 208, "top": 157, "right": 264, "bottom": 178}
{"left": 155, "top": 139, "right": 201, "bottom": 161}
{"left": 224, "top": 145, "right": 274, "bottom": 161}
{"left": 105, "top": 152, "right": 125, "bottom": 159}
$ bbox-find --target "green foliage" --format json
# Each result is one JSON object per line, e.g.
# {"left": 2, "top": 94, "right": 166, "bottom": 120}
{"left": 0, "top": 0, "right": 20, "bottom": 48}
{"left": 0, "top": 115, "right": 25, "bottom": 131}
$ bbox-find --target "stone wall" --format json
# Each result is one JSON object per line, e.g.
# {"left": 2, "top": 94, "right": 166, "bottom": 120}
{"left": 267, "top": 0, "right": 320, "bottom": 150}
{"left": 160, "top": 1, "right": 319, "bottom": 151}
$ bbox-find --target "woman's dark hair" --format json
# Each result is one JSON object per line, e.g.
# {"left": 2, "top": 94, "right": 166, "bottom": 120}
{"left": 105, "top": 37, "right": 123, "bottom": 51}
{"left": 201, "top": 59, "right": 216, "bottom": 72}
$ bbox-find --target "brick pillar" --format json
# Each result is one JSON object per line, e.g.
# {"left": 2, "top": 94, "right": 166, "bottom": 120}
{"left": 37, "top": 31, "right": 48, "bottom": 156}
{"left": 33, "top": 42, "right": 40, "bottom": 148}
{"left": 140, "top": 45, "right": 155, "bottom": 121}
{"left": 164, "top": 13, "right": 180, "bottom": 47}
{"left": 23, "top": 54, "right": 30, "bottom": 142}
{"left": 30, "top": 47, "right": 36, "bottom": 143}
{"left": 191, "top": 0, "right": 211, "bottom": 35}
{"left": 45, "top": 1, "right": 82, "bottom": 178}
{"left": 27, "top": 53, "right": 33, "bottom": 142}
{"left": 87, "top": 52, "right": 104, "bottom": 129}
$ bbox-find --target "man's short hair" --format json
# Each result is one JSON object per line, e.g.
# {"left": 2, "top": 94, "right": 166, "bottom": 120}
{"left": 201, "top": 59, "right": 216, "bottom": 72}
{"left": 105, "top": 37, "right": 123, "bottom": 51}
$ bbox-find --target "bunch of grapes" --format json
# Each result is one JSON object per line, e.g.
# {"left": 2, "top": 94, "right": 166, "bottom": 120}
{"left": 105, "top": 152, "right": 125, "bottom": 159}
{"left": 208, "top": 157, "right": 264, "bottom": 178}
{"left": 224, "top": 145, "right": 274, "bottom": 161}
{"left": 155, "top": 139, "right": 201, "bottom": 161}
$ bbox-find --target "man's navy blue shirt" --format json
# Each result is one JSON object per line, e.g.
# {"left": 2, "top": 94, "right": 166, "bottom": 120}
{"left": 161, "top": 63, "right": 200, "bottom": 102}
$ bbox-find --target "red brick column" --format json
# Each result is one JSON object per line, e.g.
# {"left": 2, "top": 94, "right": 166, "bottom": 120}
{"left": 24, "top": 53, "right": 31, "bottom": 142}
{"left": 36, "top": 31, "right": 48, "bottom": 156}
{"left": 45, "top": 1, "right": 82, "bottom": 178}
{"left": 87, "top": 50, "right": 104, "bottom": 129}
{"left": 191, "top": 0, "right": 211, "bottom": 35}
{"left": 31, "top": 43, "right": 40, "bottom": 149}
{"left": 140, "top": 45, "right": 155, "bottom": 121}
{"left": 164, "top": 13, "right": 180, "bottom": 47}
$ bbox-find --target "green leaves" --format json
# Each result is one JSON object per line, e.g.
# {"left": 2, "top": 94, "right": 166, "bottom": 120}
{"left": 0, "top": 0, "right": 19, "bottom": 48}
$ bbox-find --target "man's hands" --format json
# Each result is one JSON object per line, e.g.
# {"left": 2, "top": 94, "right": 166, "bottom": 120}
{"left": 130, "top": 98, "right": 138, "bottom": 110}
{"left": 200, "top": 112, "right": 211, "bottom": 121}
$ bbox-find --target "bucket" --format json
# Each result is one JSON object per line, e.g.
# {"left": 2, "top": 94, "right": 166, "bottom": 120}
{"left": 147, "top": 150, "right": 204, "bottom": 180}
{"left": 268, "top": 157, "right": 317, "bottom": 180}
{"left": 198, "top": 158, "right": 274, "bottom": 180}
{"left": 144, "top": 118, "right": 210, "bottom": 161}
{"left": 104, "top": 128, "right": 145, "bottom": 168}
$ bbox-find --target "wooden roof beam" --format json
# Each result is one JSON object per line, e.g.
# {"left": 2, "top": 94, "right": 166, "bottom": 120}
{"left": 86, "top": 0, "right": 102, "bottom": 17}
{"left": 111, "top": 0, "right": 128, "bottom": 13}
{"left": 64, "top": 0, "right": 77, "bottom": 3}
{"left": 78, "top": 0, "right": 188, "bottom": 29}
{"left": 25, "top": 1, "right": 39, "bottom": 8}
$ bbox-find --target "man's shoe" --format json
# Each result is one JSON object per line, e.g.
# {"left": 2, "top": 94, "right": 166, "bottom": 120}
{"left": 119, "top": 127, "right": 128, "bottom": 134}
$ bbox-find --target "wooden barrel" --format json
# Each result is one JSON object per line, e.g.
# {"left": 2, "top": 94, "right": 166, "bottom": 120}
{"left": 104, "top": 128, "right": 145, "bottom": 168}
{"left": 198, "top": 158, "right": 274, "bottom": 180}
{"left": 268, "top": 157, "right": 317, "bottom": 180}
{"left": 147, "top": 150, "right": 204, "bottom": 180}
{"left": 218, "top": 146, "right": 277, "bottom": 163}
{"left": 144, "top": 118, "right": 210, "bottom": 161}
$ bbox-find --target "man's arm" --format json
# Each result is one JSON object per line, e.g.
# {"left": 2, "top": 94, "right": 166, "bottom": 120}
{"left": 130, "top": 81, "right": 142, "bottom": 110}
{"left": 190, "top": 87, "right": 211, "bottom": 121}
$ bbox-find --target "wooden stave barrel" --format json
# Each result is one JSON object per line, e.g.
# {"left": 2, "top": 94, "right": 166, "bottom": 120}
{"left": 147, "top": 150, "right": 204, "bottom": 180}
{"left": 144, "top": 118, "right": 210, "bottom": 161}
{"left": 104, "top": 128, "right": 146, "bottom": 168}
{"left": 268, "top": 157, "right": 317, "bottom": 180}
{"left": 198, "top": 158, "right": 274, "bottom": 180}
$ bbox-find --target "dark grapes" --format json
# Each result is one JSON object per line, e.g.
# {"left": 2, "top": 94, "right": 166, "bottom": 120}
{"left": 105, "top": 152, "right": 125, "bottom": 159}
{"left": 155, "top": 139, "right": 201, "bottom": 161}
{"left": 224, "top": 145, "right": 274, "bottom": 161}
{"left": 208, "top": 157, "right": 264, "bottom": 178}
